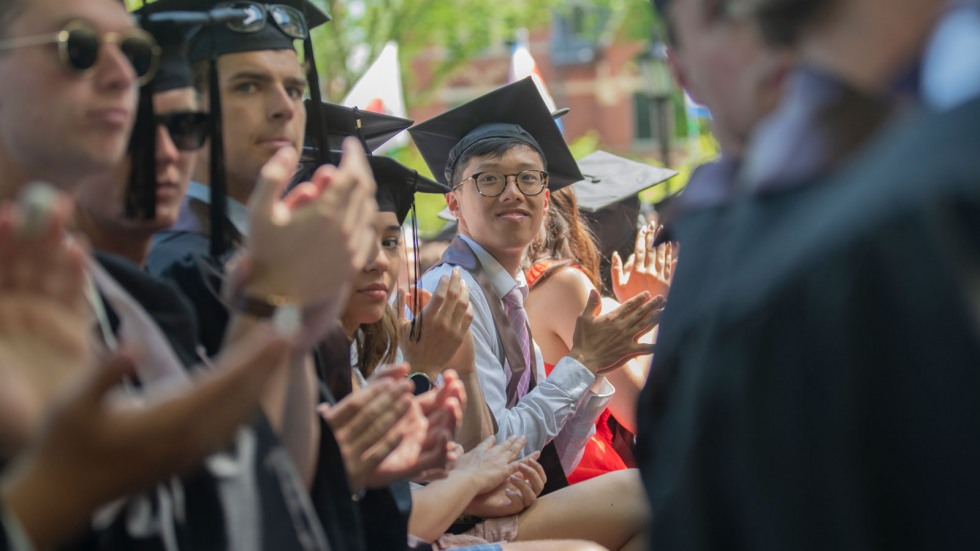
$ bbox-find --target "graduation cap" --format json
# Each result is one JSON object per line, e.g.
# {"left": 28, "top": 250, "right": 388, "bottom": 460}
{"left": 302, "top": 148, "right": 447, "bottom": 341}
{"left": 305, "top": 101, "right": 413, "bottom": 154}
{"left": 571, "top": 151, "right": 677, "bottom": 293}
{"left": 572, "top": 150, "right": 677, "bottom": 212}
{"left": 141, "top": 0, "right": 329, "bottom": 62}
{"left": 139, "top": 0, "right": 330, "bottom": 258}
{"left": 409, "top": 77, "right": 583, "bottom": 190}
{"left": 124, "top": 13, "right": 202, "bottom": 220}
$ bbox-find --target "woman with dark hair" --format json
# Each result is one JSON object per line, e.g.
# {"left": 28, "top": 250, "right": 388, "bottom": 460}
{"left": 524, "top": 187, "right": 671, "bottom": 483}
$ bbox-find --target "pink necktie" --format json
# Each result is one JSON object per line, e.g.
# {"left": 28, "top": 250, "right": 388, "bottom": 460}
{"left": 502, "top": 285, "right": 532, "bottom": 399}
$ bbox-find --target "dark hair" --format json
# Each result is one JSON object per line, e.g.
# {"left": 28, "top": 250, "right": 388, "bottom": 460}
{"left": 525, "top": 187, "right": 604, "bottom": 292}
{"left": 746, "top": 0, "right": 830, "bottom": 46}
{"left": 451, "top": 138, "right": 545, "bottom": 187}
{"left": 191, "top": 59, "right": 210, "bottom": 94}
{"left": 353, "top": 304, "right": 400, "bottom": 379}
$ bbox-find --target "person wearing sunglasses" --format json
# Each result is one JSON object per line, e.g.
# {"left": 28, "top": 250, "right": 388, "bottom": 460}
{"left": 0, "top": 0, "right": 158, "bottom": 195}
{"left": 145, "top": 0, "right": 331, "bottom": 271}
{"left": 74, "top": 20, "right": 208, "bottom": 267}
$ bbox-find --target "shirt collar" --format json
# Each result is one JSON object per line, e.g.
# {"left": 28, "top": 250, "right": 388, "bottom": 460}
{"left": 183, "top": 181, "right": 250, "bottom": 237}
{"left": 458, "top": 234, "right": 526, "bottom": 299}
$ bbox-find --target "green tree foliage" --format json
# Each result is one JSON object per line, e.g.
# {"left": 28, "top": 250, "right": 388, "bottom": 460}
{"left": 312, "top": 0, "right": 557, "bottom": 104}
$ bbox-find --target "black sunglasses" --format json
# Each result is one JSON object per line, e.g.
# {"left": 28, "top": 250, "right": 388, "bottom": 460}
{"left": 157, "top": 111, "right": 209, "bottom": 152}
{"left": 0, "top": 20, "right": 160, "bottom": 85}
{"left": 218, "top": 2, "right": 308, "bottom": 39}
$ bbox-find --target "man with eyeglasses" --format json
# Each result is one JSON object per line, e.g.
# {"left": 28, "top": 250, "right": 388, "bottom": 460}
{"left": 411, "top": 80, "right": 663, "bottom": 505}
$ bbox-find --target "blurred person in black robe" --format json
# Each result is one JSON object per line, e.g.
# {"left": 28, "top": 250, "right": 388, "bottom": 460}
{"left": 639, "top": 0, "right": 980, "bottom": 549}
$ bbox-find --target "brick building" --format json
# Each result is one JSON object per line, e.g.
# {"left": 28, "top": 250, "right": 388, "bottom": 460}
{"left": 405, "top": 8, "right": 673, "bottom": 160}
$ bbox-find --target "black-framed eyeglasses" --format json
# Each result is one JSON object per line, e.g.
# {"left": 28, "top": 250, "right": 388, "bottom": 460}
{"left": 157, "top": 111, "right": 210, "bottom": 152}
{"left": 218, "top": 2, "right": 308, "bottom": 39}
{"left": 0, "top": 20, "right": 160, "bottom": 86}
{"left": 453, "top": 170, "right": 549, "bottom": 197}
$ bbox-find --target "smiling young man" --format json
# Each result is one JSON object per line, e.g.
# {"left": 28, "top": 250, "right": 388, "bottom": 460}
{"left": 412, "top": 80, "right": 663, "bottom": 496}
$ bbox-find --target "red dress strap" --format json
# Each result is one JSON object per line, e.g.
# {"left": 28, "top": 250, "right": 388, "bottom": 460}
{"left": 525, "top": 260, "right": 554, "bottom": 288}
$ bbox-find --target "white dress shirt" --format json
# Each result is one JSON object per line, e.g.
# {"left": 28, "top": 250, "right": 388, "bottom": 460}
{"left": 421, "top": 235, "right": 613, "bottom": 473}
{"left": 183, "top": 181, "right": 251, "bottom": 237}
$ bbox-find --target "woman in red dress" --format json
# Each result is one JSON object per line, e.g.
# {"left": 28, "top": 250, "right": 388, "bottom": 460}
{"left": 524, "top": 187, "right": 673, "bottom": 483}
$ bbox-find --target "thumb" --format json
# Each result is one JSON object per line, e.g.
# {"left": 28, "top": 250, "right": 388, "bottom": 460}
{"left": 581, "top": 289, "right": 601, "bottom": 318}
{"left": 611, "top": 251, "right": 623, "bottom": 284}
{"left": 396, "top": 286, "right": 407, "bottom": 323}
{"left": 248, "top": 147, "right": 298, "bottom": 220}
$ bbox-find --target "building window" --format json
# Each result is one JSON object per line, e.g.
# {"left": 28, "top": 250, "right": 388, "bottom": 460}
{"left": 550, "top": 2, "right": 608, "bottom": 66}
{"left": 633, "top": 93, "right": 654, "bottom": 141}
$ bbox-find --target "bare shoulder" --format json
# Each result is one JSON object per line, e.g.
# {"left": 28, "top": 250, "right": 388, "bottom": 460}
{"left": 528, "top": 265, "right": 594, "bottom": 310}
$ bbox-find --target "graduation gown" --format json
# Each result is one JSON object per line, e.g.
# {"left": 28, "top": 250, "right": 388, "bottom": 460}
{"left": 146, "top": 241, "right": 414, "bottom": 550}
{"left": 640, "top": 96, "right": 980, "bottom": 550}
{"left": 85, "top": 252, "right": 332, "bottom": 551}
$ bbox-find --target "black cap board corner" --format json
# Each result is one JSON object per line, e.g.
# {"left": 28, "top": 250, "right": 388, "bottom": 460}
{"left": 572, "top": 150, "right": 678, "bottom": 212}
{"left": 306, "top": 101, "right": 413, "bottom": 153}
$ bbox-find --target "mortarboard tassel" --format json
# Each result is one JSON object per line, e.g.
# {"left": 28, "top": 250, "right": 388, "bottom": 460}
{"left": 408, "top": 182, "right": 423, "bottom": 343}
{"left": 301, "top": 5, "right": 328, "bottom": 166}
{"left": 124, "top": 78, "right": 158, "bottom": 220}
{"left": 208, "top": 54, "right": 228, "bottom": 258}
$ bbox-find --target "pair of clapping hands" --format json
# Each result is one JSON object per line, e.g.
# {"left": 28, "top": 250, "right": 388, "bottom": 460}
{"left": 0, "top": 187, "right": 294, "bottom": 551}
{"left": 0, "top": 138, "right": 382, "bottom": 550}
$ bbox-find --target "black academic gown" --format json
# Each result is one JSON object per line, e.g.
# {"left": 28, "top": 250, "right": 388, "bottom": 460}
{"left": 147, "top": 236, "right": 416, "bottom": 550}
{"left": 640, "top": 95, "right": 980, "bottom": 550}
{"left": 82, "top": 252, "right": 332, "bottom": 551}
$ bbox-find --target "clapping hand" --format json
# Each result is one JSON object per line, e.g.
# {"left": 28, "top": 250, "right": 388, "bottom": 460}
{"left": 0, "top": 189, "right": 90, "bottom": 449}
{"left": 242, "top": 138, "right": 378, "bottom": 308}
{"left": 464, "top": 449, "right": 547, "bottom": 518}
{"left": 317, "top": 372, "right": 415, "bottom": 492}
{"left": 569, "top": 290, "right": 665, "bottom": 374}
{"left": 611, "top": 223, "right": 675, "bottom": 303}
{"left": 398, "top": 268, "right": 474, "bottom": 379}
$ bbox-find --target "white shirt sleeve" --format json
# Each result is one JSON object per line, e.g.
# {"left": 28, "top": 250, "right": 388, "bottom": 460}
{"left": 553, "top": 373, "right": 614, "bottom": 473}
{"left": 421, "top": 265, "right": 601, "bottom": 462}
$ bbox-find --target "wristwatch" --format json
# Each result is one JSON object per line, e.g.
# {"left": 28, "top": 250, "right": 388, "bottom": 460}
{"left": 232, "top": 291, "right": 301, "bottom": 335}
{"left": 408, "top": 372, "right": 433, "bottom": 396}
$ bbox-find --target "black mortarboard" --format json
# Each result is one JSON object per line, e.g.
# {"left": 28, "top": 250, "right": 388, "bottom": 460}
{"left": 141, "top": 0, "right": 330, "bottom": 258}
{"left": 572, "top": 150, "right": 677, "bottom": 212}
{"left": 368, "top": 155, "right": 450, "bottom": 225}
{"left": 141, "top": 0, "right": 329, "bottom": 62}
{"left": 409, "top": 77, "right": 583, "bottom": 190}
{"left": 124, "top": 12, "right": 200, "bottom": 220}
{"left": 307, "top": 101, "right": 414, "bottom": 153}
{"left": 307, "top": 149, "right": 446, "bottom": 342}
